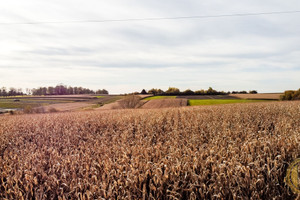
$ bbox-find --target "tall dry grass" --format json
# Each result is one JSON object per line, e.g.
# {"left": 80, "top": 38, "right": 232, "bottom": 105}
{"left": 0, "top": 101, "right": 300, "bottom": 199}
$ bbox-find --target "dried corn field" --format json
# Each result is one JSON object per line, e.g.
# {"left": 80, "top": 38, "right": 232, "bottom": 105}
{"left": 0, "top": 101, "right": 300, "bottom": 199}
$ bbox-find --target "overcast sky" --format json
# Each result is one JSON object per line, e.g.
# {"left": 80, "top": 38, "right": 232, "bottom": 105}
{"left": 0, "top": 0, "right": 299, "bottom": 94}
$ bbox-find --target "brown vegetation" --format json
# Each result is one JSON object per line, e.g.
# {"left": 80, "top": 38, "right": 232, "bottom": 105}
{"left": 29, "top": 95, "right": 123, "bottom": 113}
{"left": 23, "top": 106, "right": 46, "bottom": 114}
{"left": 229, "top": 93, "right": 281, "bottom": 100}
{"left": 96, "top": 101, "right": 122, "bottom": 110}
{"left": 0, "top": 101, "right": 300, "bottom": 199}
{"left": 280, "top": 89, "right": 300, "bottom": 100}
{"left": 118, "top": 95, "right": 142, "bottom": 109}
{"left": 142, "top": 99, "right": 188, "bottom": 109}
{"left": 40, "top": 102, "right": 93, "bottom": 112}
{"left": 97, "top": 95, "right": 146, "bottom": 110}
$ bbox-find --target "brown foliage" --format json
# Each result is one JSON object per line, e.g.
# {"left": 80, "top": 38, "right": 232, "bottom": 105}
{"left": 0, "top": 101, "right": 300, "bottom": 199}
{"left": 23, "top": 106, "right": 46, "bottom": 114}
{"left": 118, "top": 95, "right": 142, "bottom": 109}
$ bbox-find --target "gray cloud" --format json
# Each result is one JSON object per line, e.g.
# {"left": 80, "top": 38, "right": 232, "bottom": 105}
{"left": 0, "top": 0, "right": 300, "bottom": 93}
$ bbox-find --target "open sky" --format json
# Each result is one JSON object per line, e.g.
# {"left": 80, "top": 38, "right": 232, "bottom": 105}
{"left": 0, "top": 0, "right": 300, "bottom": 94}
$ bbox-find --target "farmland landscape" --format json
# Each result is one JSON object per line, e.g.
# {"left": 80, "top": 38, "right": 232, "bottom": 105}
{"left": 0, "top": 95, "right": 122, "bottom": 114}
{"left": 1, "top": 99, "right": 300, "bottom": 199}
{"left": 1, "top": 1, "right": 300, "bottom": 199}
{"left": 0, "top": 92, "right": 281, "bottom": 114}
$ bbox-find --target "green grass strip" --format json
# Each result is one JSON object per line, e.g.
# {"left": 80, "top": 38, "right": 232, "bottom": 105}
{"left": 143, "top": 96, "right": 177, "bottom": 100}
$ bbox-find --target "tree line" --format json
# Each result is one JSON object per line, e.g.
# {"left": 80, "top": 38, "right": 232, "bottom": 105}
{"left": 0, "top": 84, "right": 108, "bottom": 96}
{"left": 0, "top": 87, "right": 24, "bottom": 96}
{"left": 138, "top": 87, "right": 257, "bottom": 96}
{"left": 280, "top": 89, "right": 300, "bottom": 100}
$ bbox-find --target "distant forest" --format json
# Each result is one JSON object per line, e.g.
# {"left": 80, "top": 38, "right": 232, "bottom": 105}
{"left": 0, "top": 84, "right": 108, "bottom": 96}
{"left": 138, "top": 87, "right": 258, "bottom": 96}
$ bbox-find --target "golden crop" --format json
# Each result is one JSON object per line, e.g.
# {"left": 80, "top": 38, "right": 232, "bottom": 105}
{"left": 0, "top": 101, "right": 300, "bottom": 199}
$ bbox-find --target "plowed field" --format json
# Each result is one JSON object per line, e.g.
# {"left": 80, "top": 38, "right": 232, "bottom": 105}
{"left": 141, "top": 99, "right": 187, "bottom": 109}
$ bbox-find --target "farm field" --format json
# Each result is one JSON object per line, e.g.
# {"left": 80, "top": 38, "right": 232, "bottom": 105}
{"left": 0, "top": 98, "right": 73, "bottom": 109}
{"left": 229, "top": 93, "right": 281, "bottom": 100}
{"left": 41, "top": 102, "right": 94, "bottom": 112}
{"left": 0, "top": 101, "right": 300, "bottom": 199}
{"left": 188, "top": 99, "right": 271, "bottom": 106}
{"left": 142, "top": 95, "right": 277, "bottom": 108}
{"left": 0, "top": 95, "right": 122, "bottom": 113}
{"left": 143, "top": 96, "right": 176, "bottom": 100}
{"left": 141, "top": 99, "right": 187, "bottom": 109}
{"left": 177, "top": 95, "right": 239, "bottom": 99}
{"left": 0, "top": 94, "right": 281, "bottom": 114}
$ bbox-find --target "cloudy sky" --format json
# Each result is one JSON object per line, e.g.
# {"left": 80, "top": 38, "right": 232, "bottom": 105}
{"left": 0, "top": 0, "right": 299, "bottom": 94}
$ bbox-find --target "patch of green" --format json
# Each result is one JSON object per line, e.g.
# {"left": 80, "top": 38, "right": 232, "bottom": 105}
{"left": 19, "top": 99, "right": 73, "bottom": 103}
{"left": 188, "top": 99, "right": 271, "bottom": 106}
{"left": 0, "top": 98, "right": 75, "bottom": 109}
{"left": 0, "top": 102, "right": 48, "bottom": 109}
{"left": 0, "top": 102, "right": 23, "bottom": 109}
{"left": 95, "top": 96, "right": 105, "bottom": 98}
{"left": 0, "top": 95, "right": 27, "bottom": 98}
{"left": 144, "top": 96, "right": 177, "bottom": 100}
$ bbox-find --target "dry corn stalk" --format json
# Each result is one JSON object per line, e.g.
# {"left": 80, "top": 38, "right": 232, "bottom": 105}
{"left": 0, "top": 101, "right": 299, "bottom": 199}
